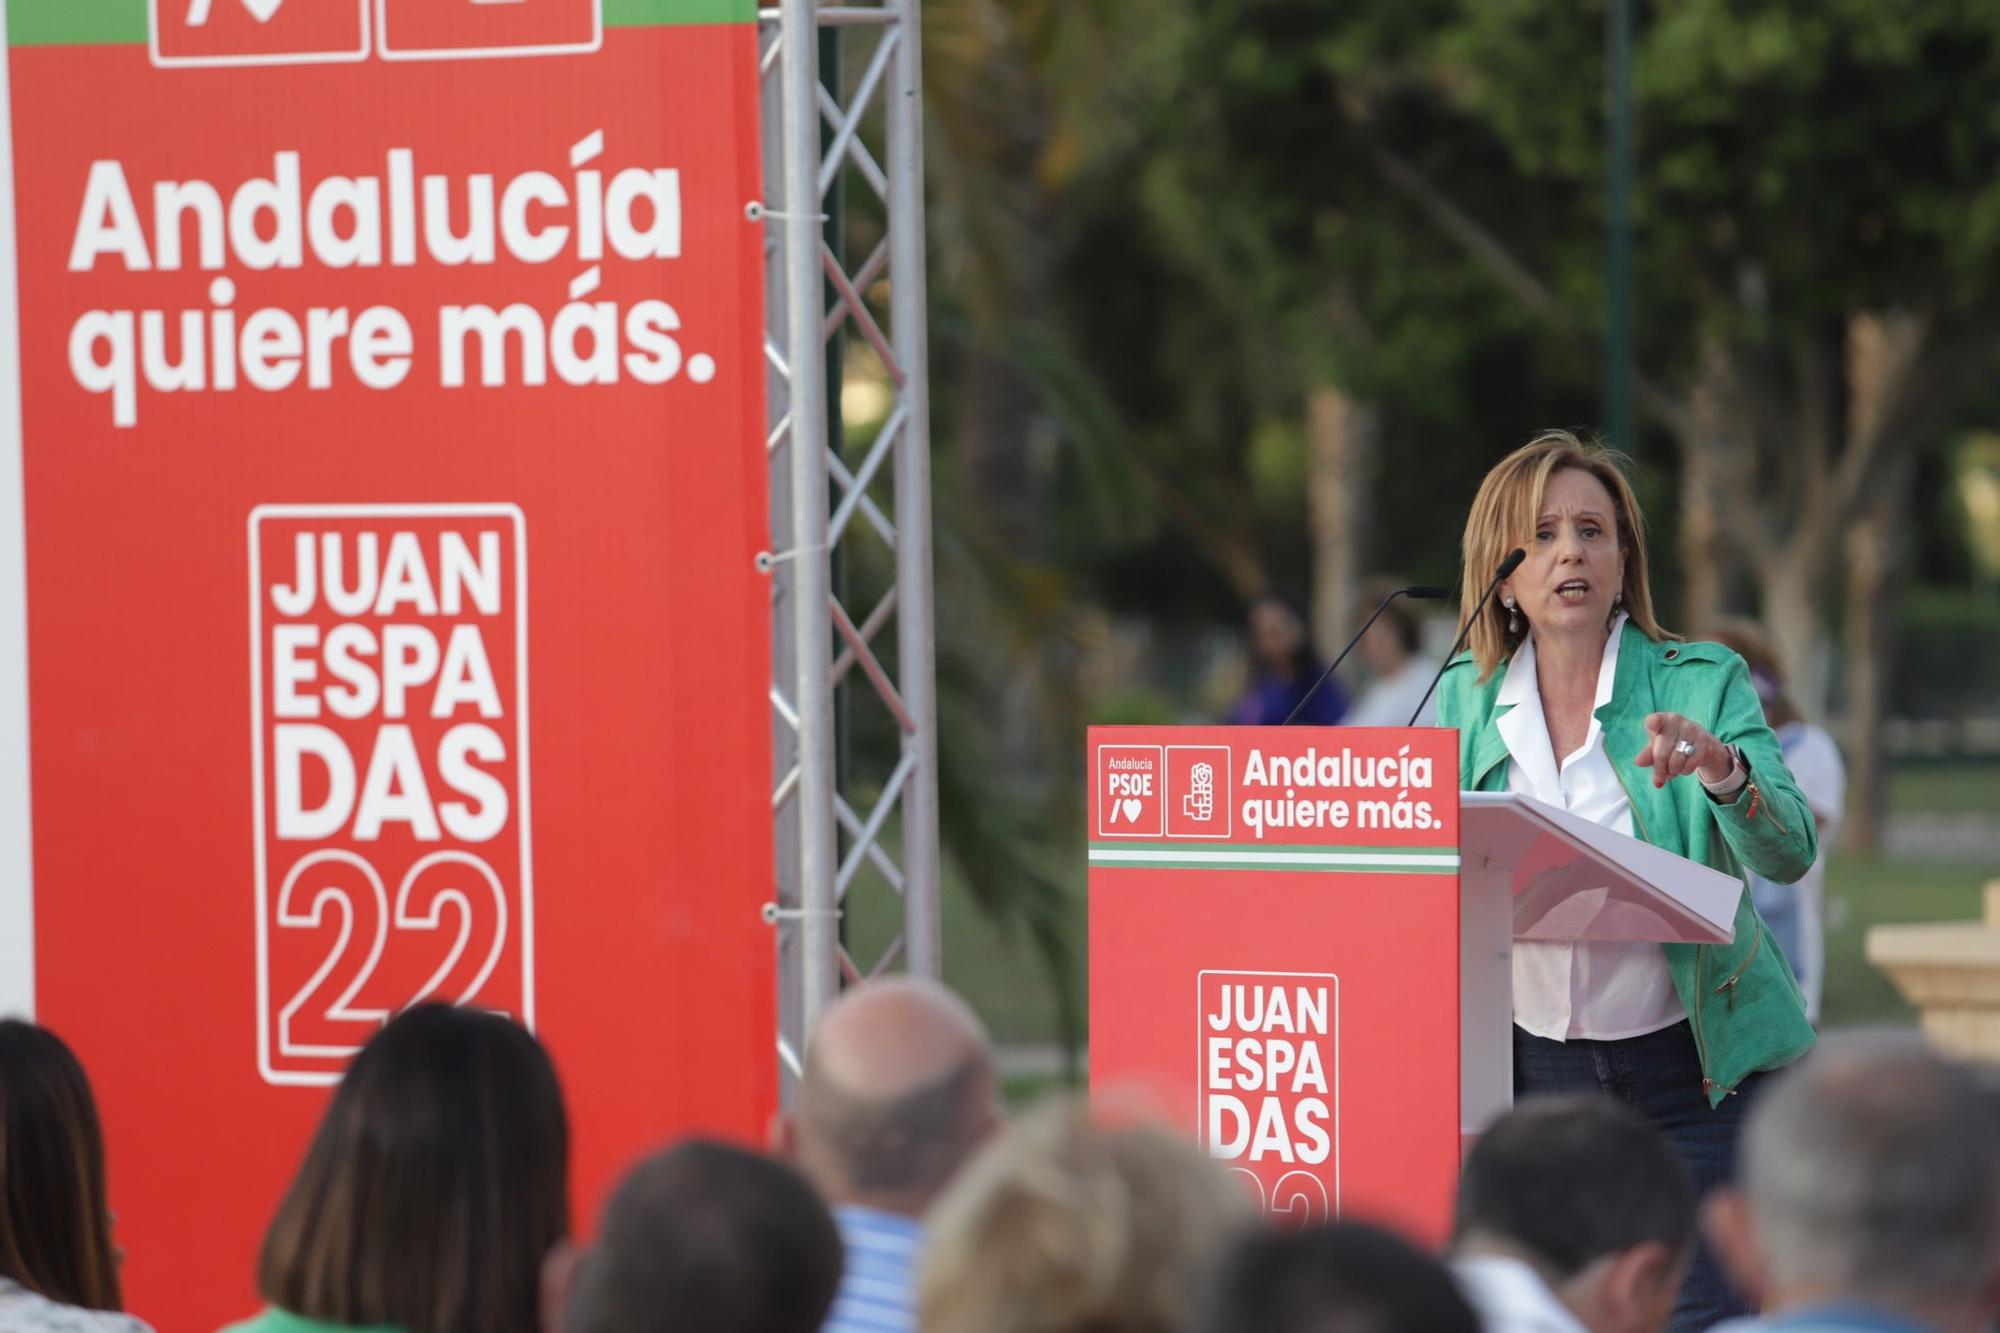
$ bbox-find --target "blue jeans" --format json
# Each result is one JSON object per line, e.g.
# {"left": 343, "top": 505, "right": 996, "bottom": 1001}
{"left": 1513, "top": 1021, "right": 1766, "bottom": 1333}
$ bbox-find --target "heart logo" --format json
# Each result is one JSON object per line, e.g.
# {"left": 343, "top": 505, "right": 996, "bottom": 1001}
{"left": 1121, "top": 798, "right": 1143, "bottom": 824}
{"left": 241, "top": 0, "right": 284, "bottom": 23}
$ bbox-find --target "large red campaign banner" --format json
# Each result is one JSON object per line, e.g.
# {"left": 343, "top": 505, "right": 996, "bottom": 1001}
{"left": 0, "top": 1, "right": 772, "bottom": 1325}
{"left": 1088, "top": 726, "right": 1463, "bottom": 1243}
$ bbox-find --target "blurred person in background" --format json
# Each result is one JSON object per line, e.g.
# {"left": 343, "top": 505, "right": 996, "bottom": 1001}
{"left": 1707, "top": 619, "right": 1846, "bottom": 1025}
{"left": 1206, "top": 1222, "right": 1481, "bottom": 1333}
{"left": 1704, "top": 1031, "right": 2000, "bottom": 1333}
{"left": 778, "top": 977, "right": 998, "bottom": 1333}
{"left": 1342, "top": 578, "right": 1439, "bottom": 727}
{"left": 1231, "top": 594, "right": 1346, "bottom": 725}
{"left": 916, "top": 1099, "right": 1253, "bottom": 1333}
{"left": 0, "top": 1020, "right": 153, "bottom": 1333}
{"left": 222, "top": 1005, "right": 569, "bottom": 1333}
{"left": 1452, "top": 1095, "right": 1694, "bottom": 1333}
{"left": 561, "top": 1141, "right": 842, "bottom": 1333}
{"left": 1437, "top": 432, "right": 1821, "bottom": 1332}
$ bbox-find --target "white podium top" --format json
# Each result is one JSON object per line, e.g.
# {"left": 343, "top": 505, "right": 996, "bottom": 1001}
{"left": 1461, "top": 791, "right": 1739, "bottom": 945}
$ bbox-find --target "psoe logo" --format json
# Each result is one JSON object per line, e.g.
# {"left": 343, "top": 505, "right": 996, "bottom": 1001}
{"left": 1198, "top": 969, "right": 1338, "bottom": 1227}
{"left": 1097, "top": 744, "right": 1162, "bottom": 839}
{"left": 149, "top": 0, "right": 602, "bottom": 69}
{"left": 150, "top": 0, "right": 371, "bottom": 68}
{"left": 1166, "top": 745, "right": 1231, "bottom": 839}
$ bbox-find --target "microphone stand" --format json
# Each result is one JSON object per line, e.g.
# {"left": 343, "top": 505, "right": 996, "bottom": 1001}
{"left": 1281, "top": 585, "right": 1451, "bottom": 726}
{"left": 1405, "top": 549, "right": 1526, "bottom": 727}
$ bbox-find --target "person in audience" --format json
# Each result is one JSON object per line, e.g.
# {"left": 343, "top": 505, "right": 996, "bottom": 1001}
{"left": 561, "top": 1141, "right": 842, "bottom": 1333}
{"left": 1452, "top": 1095, "right": 1694, "bottom": 1333}
{"left": 1707, "top": 618, "right": 1846, "bottom": 1024}
{"left": 0, "top": 1020, "right": 154, "bottom": 1332}
{"left": 1705, "top": 1031, "right": 2000, "bottom": 1333}
{"left": 222, "top": 1005, "right": 569, "bottom": 1333}
{"left": 1206, "top": 1222, "right": 1481, "bottom": 1333}
{"left": 1231, "top": 594, "right": 1346, "bottom": 725}
{"left": 916, "top": 1098, "right": 1253, "bottom": 1333}
{"left": 779, "top": 977, "right": 999, "bottom": 1333}
{"left": 1343, "top": 579, "right": 1439, "bottom": 726}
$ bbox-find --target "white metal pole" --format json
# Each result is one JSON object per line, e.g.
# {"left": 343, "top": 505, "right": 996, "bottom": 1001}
{"left": 886, "top": 0, "right": 940, "bottom": 976}
{"left": 779, "top": 0, "right": 839, "bottom": 1032}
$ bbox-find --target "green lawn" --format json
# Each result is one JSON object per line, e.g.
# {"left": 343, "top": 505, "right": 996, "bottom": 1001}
{"left": 1887, "top": 758, "right": 2000, "bottom": 815}
{"left": 1823, "top": 758, "right": 2000, "bottom": 1027}
{"left": 1821, "top": 856, "right": 1996, "bottom": 1028}
{"left": 840, "top": 840, "right": 1083, "bottom": 1048}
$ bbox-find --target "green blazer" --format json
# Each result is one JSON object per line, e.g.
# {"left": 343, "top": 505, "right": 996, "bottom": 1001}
{"left": 1436, "top": 620, "right": 1818, "bottom": 1106}
{"left": 219, "top": 1310, "right": 405, "bottom": 1333}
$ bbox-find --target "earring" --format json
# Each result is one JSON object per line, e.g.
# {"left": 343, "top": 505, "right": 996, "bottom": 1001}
{"left": 1615, "top": 589, "right": 1624, "bottom": 607}
{"left": 1503, "top": 596, "right": 1520, "bottom": 635}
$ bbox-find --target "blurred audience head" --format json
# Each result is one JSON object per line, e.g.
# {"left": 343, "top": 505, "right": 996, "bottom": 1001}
{"left": 1706, "top": 617, "right": 1801, "bottom": 728}
{"left": 0, "top": 1020, "right": 125, "bottom": 1312}
{"left": 562, "top": 1140, "right": 842, "bottom": 1333}
{"left": 256, "top": 1004, "right": 569, "bottom": 1333}
{"left": 1705, "top": 1031, "right": 2000, "bottom": 1332}
{"left": 917, "top": 1098, "right": 1253, "bottom": 1333}
{"left": 1248, "top": 593, "right": 1312, "bottom": 679}
{"left": 1206, "top": 1221, "right": 1481, "bottom": 1333}
{"left": 1357, "top": 579, "right": 1424, "bottom": 676}
{"left": 788, "top": 976, "right": 998, "bottom": 1218}
{"left": 1452, "top": 1094, "right": 1693, "bottom": 1333}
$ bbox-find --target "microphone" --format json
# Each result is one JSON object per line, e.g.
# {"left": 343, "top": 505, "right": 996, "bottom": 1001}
{"left": 1282, "top": 585, "right": 1452, "bottom": 726}
{"left": 1405, "top": 548, "right": 1526, "bottom": 726}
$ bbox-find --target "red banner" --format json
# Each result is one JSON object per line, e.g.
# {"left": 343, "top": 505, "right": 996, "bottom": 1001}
{"left": 1089, "top": 726, "right": 1463, "bottom": 1242}
{"left": 2, "top": 3, "right": 773, "bottom": 1325}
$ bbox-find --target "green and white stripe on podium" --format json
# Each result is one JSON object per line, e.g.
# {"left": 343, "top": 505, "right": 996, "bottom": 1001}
{"left": 1087, "top": 842, "right": 1461, "bottom": 874}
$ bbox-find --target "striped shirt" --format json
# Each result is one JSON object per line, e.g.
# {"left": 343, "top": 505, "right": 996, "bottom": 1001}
{"left": 822, "top": 1204, "right": 923, "bottom": 1333}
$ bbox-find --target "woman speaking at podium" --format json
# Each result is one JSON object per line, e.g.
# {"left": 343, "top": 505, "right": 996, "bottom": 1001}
{"left": 1435, "top": 432, "right": 1817, "bottom": 1333}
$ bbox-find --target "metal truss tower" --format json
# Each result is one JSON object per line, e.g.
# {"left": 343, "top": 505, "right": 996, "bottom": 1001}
{"left": 759, "top": 0, "right": 940, "bottom": 1089}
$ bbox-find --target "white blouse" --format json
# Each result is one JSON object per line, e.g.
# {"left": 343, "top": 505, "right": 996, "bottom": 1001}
{"left": 1500, "top": 614, "right": 1684, "bottom": 1041}
{"left": 0, "top": 1281, "right": 154, "bottom": 1333}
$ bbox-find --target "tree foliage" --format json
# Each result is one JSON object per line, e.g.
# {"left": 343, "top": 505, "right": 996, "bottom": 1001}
{"left": 904, "top": 0, "right": 2000, "bottom": 1023}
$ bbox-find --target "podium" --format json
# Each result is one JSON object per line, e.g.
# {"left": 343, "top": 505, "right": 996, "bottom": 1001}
{"left": 1087, "top": 725, "right": 1739, "bottom": 1242}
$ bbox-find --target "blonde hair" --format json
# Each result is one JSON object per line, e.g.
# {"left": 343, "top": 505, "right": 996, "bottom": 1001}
{"left": 916, "top": 1099, "right": 1253, "bottom": 1333}
{"left": 1457, "top": 430, "right": 1673, "bottom": 681}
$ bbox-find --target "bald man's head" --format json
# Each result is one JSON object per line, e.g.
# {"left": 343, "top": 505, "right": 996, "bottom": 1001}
{"left": 1727, "top": 1031, "right": 2000, "bottom": 1316}
{"left": 794, "top": 978, "right": 998, "bottom": 1216}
